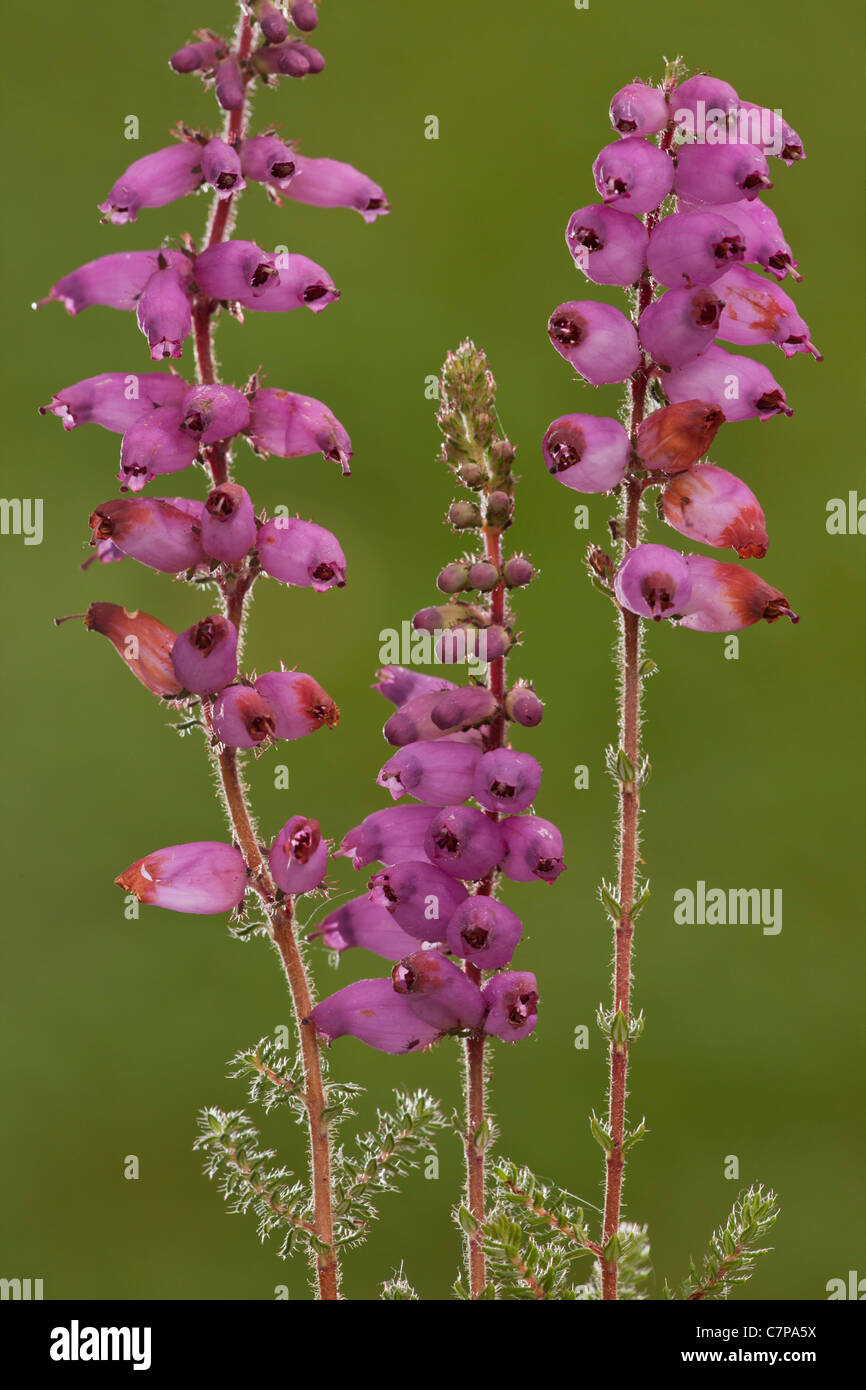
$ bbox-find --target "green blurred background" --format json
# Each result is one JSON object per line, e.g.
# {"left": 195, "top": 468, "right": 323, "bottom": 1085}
{"left": 2, "top": 0, "right": 863, "bottom": 1301}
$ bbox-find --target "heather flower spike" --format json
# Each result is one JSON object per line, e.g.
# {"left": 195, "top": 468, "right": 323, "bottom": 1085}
{"left": 46, "top": 0, "right": 390, "bottom": 1302}
{"left": 539, "top": 55, "right": 812, "bottom": 1298}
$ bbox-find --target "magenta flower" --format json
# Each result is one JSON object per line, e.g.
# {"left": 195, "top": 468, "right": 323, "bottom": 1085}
{"left": 542, "top": 412, "right": 631, "bottom": 492}
{"left": 593, "top": 137, "right": 674, "bottom": 214}
{"left": 200, "top": 483, "right": 257, "bottom": 562}
{"left": 83, "top": 601, "right": 183, "bottom": 698}
{"left": 674, "top": 142, "right": 773, "bottom": 205}
{"left": 565, "top": 204, "right": 649, "bottom": 287}
{"left": 661, "top": 465, "right": 768, "bottom": 558}
{"left": 548, "top": 300, "right": 641, "bottom": 385}
{"left": 338, "top": 806, "right": 436, "bottom": 870}
{"left": 367, "top": 861, "right": 468, "bottom": 940}
{"left": 268, "top": 815, "right": 328, "bottom": 894}
{"left": 310, "top": 896, "right": 427, "bottom": 961}
{"left": 504, "top": 684, "right": 544, "bottom": 727}
{"left": 253, "top": 669, "right": 339, "bottom": 739}
{"left": 383, "top": 692, "right": 461, "bottom": 746}
{"left": 670, "top": 74, "right": 739, "bottom": 126}
{"left": 180, "top": 383, "right": 250, "bottom": 443}
{"left": 115, "top": 840, "right": 247, "bottom": 914}
{"left": 713, "top": 266, "right": 821, "bottom": 359}
{"left": 614, "top": 541, "right": 693, "bottom": 620}
{"left": 40, "top": 372, "right": 190, "bottom": 433}
{"left": 240, "top": 135, "right": 298, "bottom": 192}
{"left": 200, "top": 137, "right": 246, "bottom": 197}
{"left": 98, "top": 143, "right": 203, "bottom": 224}
{"left": 257, "top": 516, "right": 346, "bottom": 590}
{"left": 473, "top": 748, "right": 542, "bottom": 814}
{"left": 392, "top": 950, "right": 485, "bottom": 1031}
{"left": 171, "top": 615, "right": 238, "bottom": 694}
{"left": 445, "top": 897, "right": 523, "bottom": 970}
{"left": 609, "top": 82, "right": 669, "bottom": 137}
{"left": 211, "top": 685, "right": 276, "bottom": 748}
{"left": 136, "top": 262, "right": 193, "bottom": 360}
{"left": 373, "top": 665, "right": 457, "bottom": 707}
{"left": 665, "top": 345, "right": 793, "bottom": 421}
{"left": 691, "top": 198, "right": 799, "bottom": 282}
{"left": 283, "top": 154, "right": 389, "bottom": 222}
{"left": 245, "top": 252, "right": 339, "bottom": 313}
{"left": 193, "top": 239, "right": 280, "bottom": 302}
{"left": 88, "top": 497, "right": 206, "bottom": 573}
{"left": 429, "top": 685, "right": 499, "bottom": 732}
{"left": 677, "top": 554, "right": 799, "bottom": 632}
{"left": 647, "top": 210, "right": 745, "bottom": 287}
{"left": 309, "top": 978, "right": 443, "bottom": 1054}
{"left": 377, "top": 741, "right": 482, "bottom": 805}
{"left": 118, "top": 409, "right": 199, "bottom": 491}
{"left": 38, "top": 249, "right": 191, "bottom": 316}
{"left": 423, "top": 805, "right": 506, "bottom": 881}
{"left": 736, "top": 101, "right": 805, "bottom": 164}
{"left": 638, "top": 286, "right": 723, "bottom": 368}
{"left": 634, "top": 399, "right": 724, "bottom": 472}
{"left": 482, "top": 971, "right": 539, "bottom": 1042}
{"left": 500, "top": 816, "right": 565, "bottom": 884}
{"left": 247, "top": 388, "right": 352, "bottom": 474}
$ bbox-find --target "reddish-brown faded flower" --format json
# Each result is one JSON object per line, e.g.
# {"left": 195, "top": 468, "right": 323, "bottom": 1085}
{"left": 634, "top": 400, "right": 724, "bottom": 473}
{"left": 82, "top": 602, "right": 183, "bottom": 698}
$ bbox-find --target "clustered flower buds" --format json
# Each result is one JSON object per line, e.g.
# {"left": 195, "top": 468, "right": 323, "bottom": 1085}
{"left": 308, "top": 344, "right": 559, "bottom": 1054}
{"left": 543, "top": 67, "right": 816, "bottom": 632}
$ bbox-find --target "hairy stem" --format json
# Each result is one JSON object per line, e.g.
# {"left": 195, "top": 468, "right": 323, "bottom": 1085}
{"left": 191, "top": 11, "right": 339, "bottom": 1300}
{"left": 599, "top": 93, "right": 676, "bottom": 1301}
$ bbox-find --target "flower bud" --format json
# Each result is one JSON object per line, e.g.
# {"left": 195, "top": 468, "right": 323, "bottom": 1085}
{"left": 430, "top": 685, "right": 499, "bottom": 732}
{"left": 473, "top": 749, "right": 542, "bottom": 814}
{"left": 338, "top": 806, "right": 437, "bottom": 869}
{"left": 713, "top": 266, "right": 820, "bottom": 359}
{"left": 647, "top": 211, "right": 746, "bottom": 287}
{"left": 609, "top": 82, "right": 669, "bottom": 137}
{"left": 665, "top": 345, "right": 793, "bottom": 421}
{"left": 482, "top": 972, "right": 539, "bottom": 1042}
{"left": 542, "top": 412, "right": 630, "bottom": 493}
{"left": 115, "top": 840, "right": 247, "bottom": 914}
{"left": 678, "top": 554, "right": 799, "bottom": 631}
{"left": 661, "top": 464, "right": 768, "bottom": 558}
{"left": 614, "top": 541, "right": 693, "bottom": 620}
{"left": 503, "top": 555, "right": 534, "bottom": 587}
{"left": 501, "top": 816, "right": 565, "bottom": 884}
{"left": 446, "top": 897, "right": 523, "bottom": 970}
{"left": 83, "top": 602, "right": 183, "bottom": 698}
{"left": 269, "top": 815, "right": 327, "bottom": 894}
{"left": 41, "top": 372, "right": 190, "bottom": 433}
{"left": 98, "top": 144, "right": 203, "bottom": 225}
{"left": 634, "top": 399, "right": 724, "bottom": 472}
{"left": 548, "top": 301, "right": 641, "bottom": 385}
{"left": 467, "top": 561, "right": 499, "bottom": 591}
{"left": 368, "top": 861, "right": 467, "bottom": 940}
{"left": 566, "top": 203, "right": 650, "bottom": 286}
{"left": 119, "top": 410, "right": 199, "bottom": 492}
{"left": 193, "top": 239, "right": 280, "bottom": 302}
{"left": 639, "top": 286, "right": 723, "bottom": 368}
{"left": 310, "top": 896, "right": 425, "bottom": 960}
{"left": 201, "top": 482, "right": 257, "bottom": 562}
{"left": 253, "top": 669, "right": 339, "bottom": 739}
{"left": 135, "top": 263, "right": 192, "bottom": 360}
{"left": 413, "top": 602, "right": 477, "bottom": 633}
{"left": 593, "top": 137, "right": 674, "bottom": 214}
{"left": 424, "top": 805, "right": 506, "bottom": 881}
{"left": 171, "top": 616, "right": 238, "bottom": 694}
{"left": 485, "top": 491, "right": 514, "bottom": 529}
{"left": 247, "top": 388, "right": 352, "bottom": 474}
{"left": 215, "top": 55, "right": 245, "bottom": 110}
{"left": 258, "top": 516, "right": 345, "bottom": 590}
{"left": 378, "top": 740, "right": 482, "bottom": 805}
{"left": 239, "top": 135, "right": 297, "bottom": 192}
{"left": 448, "top": 500, "right": 482, "bottom": 529}
{"left": 437, "top": 561, "right": 472, "bottom": 594}
{"left": 284, "top": 154, "right": 390, "bottom": 222}
{"left": 170, "top": 39, "right": 227, "bottom": 73}
{"left": 504, "top": 684, "right": 544, "bottom": 727}
{"left": 256, "top": 0, "right": 290, "bottom": 41}
{"left": 290, "top": 0, "right": 319, "bottom": 29}
{"left": 383, "top": 691, "right": 478, "bottom": 746}
{"left": 88, "top": 497, "right": 205, "bottom": 573}
{"left": 373, "top": 666, "right": 456, "bottom": 707}
{"left": 392, "top": 950, "right": 485, "bottom": 1031}
{"left": 309, "top": 978, "right": 443, "bottom": 1053}
{"left": 674, "top": 142, "right": 773, "bottom": 205}
{"left": 201, "top": 137, "right": 245, "bottom": 197}
{"left": 211, "top": 685, "right": 276, "bottom": 747}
